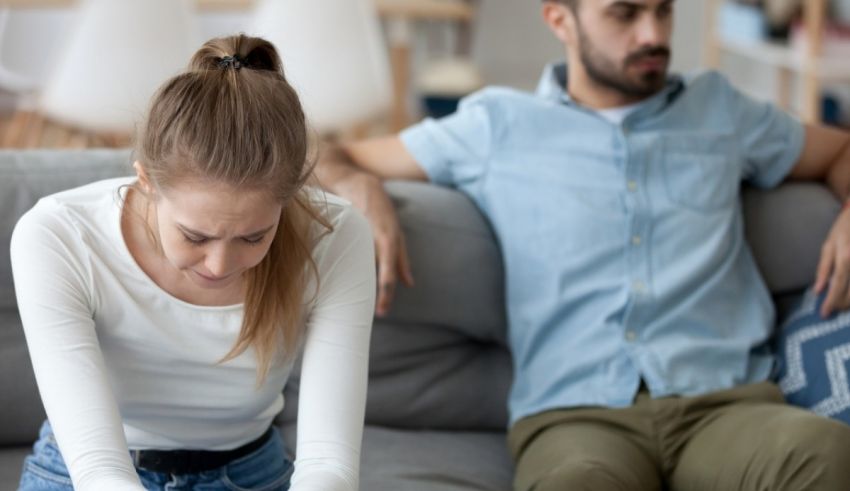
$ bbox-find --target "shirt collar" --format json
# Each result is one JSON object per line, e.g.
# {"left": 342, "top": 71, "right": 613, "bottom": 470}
{"left": 535, "top": 61, "right": 685, "bottom": 121}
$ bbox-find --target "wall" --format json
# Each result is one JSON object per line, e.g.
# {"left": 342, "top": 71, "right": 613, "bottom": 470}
{"left": 0, "top": 1, "right": 710, "bottom": 95}
{"left": 467, "top": 0, "right": 708, "bottom": 91}
{"left": 5, "top": 0, "right": 838, "bottom": 119}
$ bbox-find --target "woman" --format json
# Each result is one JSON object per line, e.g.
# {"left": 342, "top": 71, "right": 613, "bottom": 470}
{"left": 11, "top": 34, "right": 375, "bottom": 491}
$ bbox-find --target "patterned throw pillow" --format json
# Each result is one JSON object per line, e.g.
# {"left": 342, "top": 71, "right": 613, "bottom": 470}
{"left": 775, "top": 287, "right": 850, "bottom": 424}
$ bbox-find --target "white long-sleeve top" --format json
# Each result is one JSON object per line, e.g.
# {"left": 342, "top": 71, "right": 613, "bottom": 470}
{"left": 10, "top": 177, "right": 376, "bottom": 491}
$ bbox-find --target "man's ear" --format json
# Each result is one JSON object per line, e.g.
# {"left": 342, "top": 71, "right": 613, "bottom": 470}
{"left": 542, "top": 2, "right": 578, "bottom": 46}
{"left": 133, "top": 161, "right": 154, "bottom": 195}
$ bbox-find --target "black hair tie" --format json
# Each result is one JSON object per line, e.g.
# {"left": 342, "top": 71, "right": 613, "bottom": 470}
{"left": 218, "top": 55, "right": 244, "bottom": 70}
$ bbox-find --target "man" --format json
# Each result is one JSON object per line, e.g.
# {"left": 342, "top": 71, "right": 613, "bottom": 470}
{"left": 317, "top": 1, "right": 850, "bottom": 489}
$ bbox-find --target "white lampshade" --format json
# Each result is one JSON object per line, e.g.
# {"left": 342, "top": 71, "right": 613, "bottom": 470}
{"left": 251, "top": 0, "right": 392, "bottom": 133}
{"left": 39, "top": 0, "right": 200, "bottom": 133}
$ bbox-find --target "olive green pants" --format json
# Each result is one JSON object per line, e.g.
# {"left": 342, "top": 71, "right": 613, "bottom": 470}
{"left": 508, "top": 382, "right": 850, "bottom": 491}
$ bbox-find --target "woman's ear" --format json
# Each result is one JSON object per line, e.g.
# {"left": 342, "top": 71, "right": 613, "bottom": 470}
{"left": 133, "top": 161, "right": 154, "bottom": 195}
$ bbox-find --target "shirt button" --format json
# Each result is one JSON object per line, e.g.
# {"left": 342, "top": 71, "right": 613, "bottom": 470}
{"left": 627, "top": 180, "right": 638, "bottom": 192}
{"left": 625, "top": 330, "right": 637, "bottom": 342}
{"left": 631, "top": 235, "right": 642, "bottom": 246}
{"left": 632, "top": 280, "right": 646, "bottom": 294}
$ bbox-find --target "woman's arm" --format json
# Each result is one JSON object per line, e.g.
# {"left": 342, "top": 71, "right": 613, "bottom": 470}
{"left": 289, "top": 205, "right": 376, "bottom": 491}
{"left": 11, "top": 203, "right": 145, "bottom": 491}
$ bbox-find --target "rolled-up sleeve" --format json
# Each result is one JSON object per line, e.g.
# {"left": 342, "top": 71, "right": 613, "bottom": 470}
{"left": 722, "top": 74, "right": 805, "bottom": 189}
{"left": 399, "top": 89, "right": 496, "bottom": 188}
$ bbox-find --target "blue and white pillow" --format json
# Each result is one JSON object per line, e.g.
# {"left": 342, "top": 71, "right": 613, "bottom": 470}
{"left": 775, "top": 287, "right": 850, "bottom": 424}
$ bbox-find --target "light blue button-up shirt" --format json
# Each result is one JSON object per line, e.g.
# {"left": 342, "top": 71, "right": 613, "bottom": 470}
{"left": 400, "top": 63, "right": 805, "bottom": 425}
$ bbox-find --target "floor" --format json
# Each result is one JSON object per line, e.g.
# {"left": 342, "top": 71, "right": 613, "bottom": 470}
{"left": 0, "top": 89, "right": 390, "bottom": 149}
{"left": 0, "top": 104, "right": 132, "bottom": 149}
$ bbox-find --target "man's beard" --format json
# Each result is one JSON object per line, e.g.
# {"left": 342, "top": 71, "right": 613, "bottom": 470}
{"left": 577, "top": 24, "right": 670, "bottom": 99}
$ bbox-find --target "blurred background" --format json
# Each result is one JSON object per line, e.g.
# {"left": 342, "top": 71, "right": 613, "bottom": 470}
{"left": 0, "top": 0, "right": 848, "bottom": 149}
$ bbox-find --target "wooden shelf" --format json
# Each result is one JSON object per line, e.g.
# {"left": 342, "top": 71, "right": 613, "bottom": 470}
{"left": 0, "top": 0, "right": 475, "bottom": 19}
{"left": 0, "top": 0, "right": 252, "bottom": 9}
{"left": 374, "top": 0, "right": 473, "bottom": 21}
{"left": 717, "top": 38, "right": 850, "bottom": 82}
{"left": 705, "top": 0, "right": 837, "bottom": 123}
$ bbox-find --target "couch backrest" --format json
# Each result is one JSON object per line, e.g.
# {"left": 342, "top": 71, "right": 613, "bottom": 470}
{"left": 742, "top": 183, "right": 839, "bottom": 293}
{"left": 1, "top": 149, "right": 135, "bottom": 309}
{"left": 0, "top": 149, "right": 134, "bottom": 445}
{"left": 281, "top": 180, "right": 841, "bottom": 431}
{"left": 0, "top": 150, "right": 841, "bottom": 441}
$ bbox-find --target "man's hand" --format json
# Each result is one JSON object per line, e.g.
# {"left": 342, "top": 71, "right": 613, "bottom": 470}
{"left": 336, "top": 173, "right": 415, "bottom": 317}
{"left": 315, "top": 137, "right": 426, "bottom": 316}
{"left": 815, "top": 206, "right": 850, "bottom": 317}
{"left": 789, "top": 124, "right": 850, "bottom": 317}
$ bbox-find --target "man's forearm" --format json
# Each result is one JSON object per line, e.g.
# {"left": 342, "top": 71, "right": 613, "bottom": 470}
{"left": 314, "top": 143, "right": 382, "bottom": 210}
{"left": 826, "top": 136, "right": 850, "bottom": 201}
{"left": 315, "top": 143, "right": 382, "bottom": 196}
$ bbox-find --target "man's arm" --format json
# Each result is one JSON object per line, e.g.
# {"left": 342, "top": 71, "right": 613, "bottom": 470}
{"left": 789, "top": 124, "right": 850, "bottom": 196}
{"left": 315, "top": 136, "right": 426, "bottom": 316}
{"left": 316, "top": 135, "right": 427, "bottom": 186}
{"left": 787, "top": 124, "right": 850, "bottom": 317}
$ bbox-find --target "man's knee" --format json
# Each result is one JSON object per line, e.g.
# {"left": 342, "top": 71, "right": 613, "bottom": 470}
{"left": 531, "top": 460, "right": 642, "bottom": 491}
{"left": 768, "top": 413, "right": 850, "bottom": 488}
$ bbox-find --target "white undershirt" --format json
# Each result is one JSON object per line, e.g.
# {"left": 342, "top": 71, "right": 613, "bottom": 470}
{"left": 595, "top": 101, "right": 643, "bottom": 125}
{"left": 10, "top": 177, "right": 376, "bottom": 491}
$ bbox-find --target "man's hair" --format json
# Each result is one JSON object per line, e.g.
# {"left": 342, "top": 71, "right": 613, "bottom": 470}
{"left": 543, "top": 0, "right": 579, "bottom": 10}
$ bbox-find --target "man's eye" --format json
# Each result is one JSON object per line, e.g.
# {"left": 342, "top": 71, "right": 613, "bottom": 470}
{"left": 611, "top": 7, "right": 637, "bottom": 21}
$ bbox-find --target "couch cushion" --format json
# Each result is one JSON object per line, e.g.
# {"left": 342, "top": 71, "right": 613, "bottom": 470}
{"left": 0, "top": 149, "right": 134, "bottom": 310}
{"left": 382, "top": 180, "right": 507, "bottom": 344}
{"left": 0, "top": 309, "right": 45, "bottom": 446}
{"left": 742, "top": 183, "right": 838, "bottom": 295}
{"left": 776, "top": 287, "right": 850, "bottom": 424}
{"left": 1, "top": 150, "right": 841, "bottom": 445}
{"left": 362, "top": 321, "right": 511, "bottom": 430}
{"left": 0, "top": 150, "right": 133, "bottom": 449}
{"left": 281, "top": 322, "right": 512, "bottom": 430}
{"left": 281, "top": 180, "right": 513, "bottom": 431}
{"left": 0, "top": 445, "right": 29, "bottom": 490}
{"left": 280, "top": 423, "right": 513, "bottom": 491}
{"left": 282, "top": 181, "right": 843, "bottom": 432}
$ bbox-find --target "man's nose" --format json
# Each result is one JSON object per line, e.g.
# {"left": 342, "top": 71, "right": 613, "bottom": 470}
{"left": 635, "top": 14, "right": 667, "bottom": 47}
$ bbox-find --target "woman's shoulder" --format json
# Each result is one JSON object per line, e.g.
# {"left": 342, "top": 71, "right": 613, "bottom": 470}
{"left": 13, "top": 177, "right": 133, "bottom": 249}
{"left": 26, "top": 176, "right": 132, "bottom": 216}
{"left": 306, "top": 187, "right": 372, "bottom": 256}
{"left": 307, "top": 187, "right": 369, "bottom": 232}
{"left": 45, "top": 176, "right": 134, "bottom": 206}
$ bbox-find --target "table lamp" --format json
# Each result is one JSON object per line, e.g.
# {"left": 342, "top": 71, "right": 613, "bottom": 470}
{"left": 251, "top": 0, "right": 392, "bottom": 134}
{"left": 38, "top": 0, "right": 200, "bottom": 134}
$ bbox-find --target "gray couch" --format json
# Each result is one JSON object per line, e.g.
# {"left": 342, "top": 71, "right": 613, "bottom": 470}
{"left": 0, "top": 148, "right": 840, "bottom": 491}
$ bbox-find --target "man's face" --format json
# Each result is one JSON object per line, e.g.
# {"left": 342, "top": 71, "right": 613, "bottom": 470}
{"left": 572, "top": 0, "right": 674, "bottom": 98}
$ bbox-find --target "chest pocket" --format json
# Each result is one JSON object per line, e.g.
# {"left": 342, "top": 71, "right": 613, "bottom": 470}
{"left": 662, "top": 135, "right": 740, "bottom": 212}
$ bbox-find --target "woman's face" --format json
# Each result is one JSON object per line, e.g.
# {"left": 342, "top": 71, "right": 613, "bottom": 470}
{"left": 152, "top": 180, "right": 282, "bottom": 291}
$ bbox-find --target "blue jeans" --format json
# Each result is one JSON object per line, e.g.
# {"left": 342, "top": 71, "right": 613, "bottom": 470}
{"left": 18, "top": 421, "right": 293, "bottom": 491}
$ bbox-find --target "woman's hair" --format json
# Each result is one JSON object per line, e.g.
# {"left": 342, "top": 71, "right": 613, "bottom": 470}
{"left": 134, "top": 34, "right": 331, "bottom": 383}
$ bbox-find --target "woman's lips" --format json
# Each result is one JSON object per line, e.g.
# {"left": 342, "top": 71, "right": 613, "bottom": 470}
{"left": 193, "top": 270, "right": 231, "bottom": 282}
